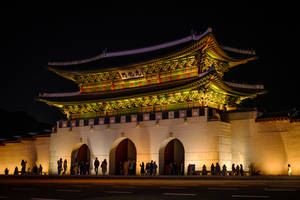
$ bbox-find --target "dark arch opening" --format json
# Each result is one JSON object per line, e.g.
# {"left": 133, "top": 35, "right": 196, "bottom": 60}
{"left": 71, "top": 144, "right": 91, "bottom": 175}
{"left": 109, "top": 138, "right": 137, "bottom": 175}
{"left": 159, "top": 139, "right": 185, "bottom": 175}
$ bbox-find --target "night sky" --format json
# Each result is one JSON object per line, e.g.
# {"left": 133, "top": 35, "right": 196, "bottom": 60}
{"left": 0, "top": 5, "right": 299, "bottom": 124}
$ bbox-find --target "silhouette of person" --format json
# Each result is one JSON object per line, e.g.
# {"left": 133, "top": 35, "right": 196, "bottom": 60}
{"left": 94, "top": 157, "right": 100, "bottom": 175}
{"left": 32, "top": 165, "right": 38, "bottom": 175}
{"left": 288, "top": 164, "right": 292, "bottom": 176}
{"left": 211, "top": 163, "right": 215, "bottom": 175}
{"left": 4, "top": 168, "right": 9, "bottom": 175}
{"left": 133, "top": 160, "right": 136, "bottom": 175}
{"left": 63, "top": 159, "right": 67, "bottom": 174}
{"left": 14, "top": 166, "right": 18, "bottom": 176}
{"left": 231, "top": 164, "right": 235, "bottom": 176}
{"left": 57, "top": 160, "right": 61, "bottom": 175}
{"left": 101, "top": 159, "right": 107, "bottom": 175}
{"left": 202, "top": 164, "right": 207, "bottom": 176}
{"left": 39, "top": 164, "right": 43, "bottom": 175}
{"left": 240, "top": 164, "right": 244, "bottom": 176}
{"left": 153, "top": 161, "right": 157, "bottom": 175}
{"left": 236, "top": 164, "right": 240, "bottom": 176}
{"left": 215, "top": 163, "right": 221, "bottom": 175}
{"left": 85, "top": 161, "right": 90, "bottom": 175}
{"left": 222, "top": 164, "right": 227, "bottom": 176}
{"left": 128, "top": 160, "right": 133, "bottom": 175}
{"left": 21, "top": 160, "right": 27, "bottom": 175}
{"left": 140, "top": 162, "right": 145, "bottom": 175}
{"left": 150, "top": 161, "right": 154, "bottom": 175}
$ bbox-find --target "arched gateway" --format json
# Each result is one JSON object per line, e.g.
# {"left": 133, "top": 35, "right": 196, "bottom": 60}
{"left": 109, "top": 138, "right": 137, "bottom": 175}
{"left": 71, "top": 144, "right": 91, "bottom": 175}
{"left": 159, "top": 138, "right": 185, "bottom": 175}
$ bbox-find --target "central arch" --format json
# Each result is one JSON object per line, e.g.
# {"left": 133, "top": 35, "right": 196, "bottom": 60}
{"left": 159, "top": 138, "right": 185, "bottom": 175}
{"left": 71, "top": 143, "right": 91, "bottom": 175}
{"left": 109, "top": 138, "right": 137, "bottom": 175}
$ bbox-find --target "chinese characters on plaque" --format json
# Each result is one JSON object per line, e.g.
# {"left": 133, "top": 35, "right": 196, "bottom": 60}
{"left": 118, "top": 69, "right": 143, "bottom": 80}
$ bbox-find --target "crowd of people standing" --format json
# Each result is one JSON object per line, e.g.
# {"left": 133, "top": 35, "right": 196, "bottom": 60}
{"left": 188, "top": 163, "right": 244, "bottom": 176}
{"left": 140, "top": 160, "right": 158, "bottom": 175}
{"left": 3, "top": 159, "right": 293, "bottom": 176}
{"left": 4, "top": 160, "right": 43, "bottom": 176}
{"left": 115, "top": 159, "right": 137, "bottom": 175}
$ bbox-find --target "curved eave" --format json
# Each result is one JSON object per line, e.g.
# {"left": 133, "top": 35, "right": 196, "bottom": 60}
{"left": 48, "top": 67, "right": 76, "bottom": 82}
{"left": 206, "top": 34, "right": 257, "bottom": 67}
{"left": 210, "top": 79, "right": 266, "bottom": 98}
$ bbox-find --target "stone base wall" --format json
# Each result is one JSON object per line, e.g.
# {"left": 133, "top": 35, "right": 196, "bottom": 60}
{"left": 0, "top": 136, "right": 50, "bottom": 175}
{"left": 49, "top": 115, "right": 227, "bottom": 175}
{"left": 229, "top": 111, "right": 300, "bottom": 175}
{"left": 1, "top": 110, "right": 300, "bottom": 176}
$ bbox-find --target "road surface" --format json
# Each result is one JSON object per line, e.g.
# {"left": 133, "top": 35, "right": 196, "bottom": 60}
{"left": 0, "top": 176, "right": 300, "bottom": 199}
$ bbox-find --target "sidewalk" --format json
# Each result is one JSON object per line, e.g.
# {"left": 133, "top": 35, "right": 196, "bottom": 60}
{"left": 1, "top": 175, "right": 300, "bottom": 180}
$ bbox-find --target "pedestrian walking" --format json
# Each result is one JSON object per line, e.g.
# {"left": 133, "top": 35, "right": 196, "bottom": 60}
{"left": 222, "top": 164, "right": 227, "bottom": 176}
{"left": 4, "top": 168, "right": 9, "bottom": 175}
{"left": 140, "top": 162, "right": 145, "bottom": 175}
{"left": 14, "top": 166, "right": 18, "bottom": 176}
{"left": 216, "top": 163, "right": 221, "bottom": 175}
{"left": 63, "top": 159, "right": 67, "bottom": 174}
{"left": 150, "top": 161, "right": 154, "bottom": 175}
{"left": 211, "top": 163, "right": 215, "bottom": 175}
{"left": 231, "top": 163, "right": 235, "bottom": 176}
{"left": 94, "top": 157, "right": 100, "bottom": 175}
{"left": 101, "top": 159, "right": 107, "bottom": 175}
{"left": 202, "top": 164, "right": 207, "bottom": 175}
{"left": 146, "top": 162, "right": 150, "bottom": 175}
{"left": 21, "top": 160, "right": 27, "bottom": 175}
{"left": 39, "top": 164, "right": 43, "bottom": 175}
{"left": 236, "top": 164, "right": 240, "bottom": 176}
{"left": 57, "top": 159, "right": 63, "bottom": 175}
{"left": 128, "top": 160, "right": 133, "bottom": 175}
{"left": 240, "top": 164, "right": 244, "bottom": 176}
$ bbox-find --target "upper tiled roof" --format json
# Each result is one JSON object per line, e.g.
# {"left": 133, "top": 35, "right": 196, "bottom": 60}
{"left": 48, "top": 28, "right": 212, "bottom": 73}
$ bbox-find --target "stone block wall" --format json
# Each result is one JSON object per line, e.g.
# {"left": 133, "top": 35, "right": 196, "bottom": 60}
{"left": 0, "top": 136, "right": 50, "bottom": 175}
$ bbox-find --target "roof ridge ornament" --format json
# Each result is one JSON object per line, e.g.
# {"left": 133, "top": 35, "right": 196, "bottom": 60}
{"left": 48, "top": 28, "right": 212, "bottom": 66}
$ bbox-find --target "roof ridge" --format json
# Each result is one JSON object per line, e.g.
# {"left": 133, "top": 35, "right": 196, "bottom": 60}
{"left": 48, "top": 28, "right": 212, "bottom": 66}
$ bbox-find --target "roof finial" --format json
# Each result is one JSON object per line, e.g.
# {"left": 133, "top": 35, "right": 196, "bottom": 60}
{"left": 190, "top": 28, "right": 195, "bottom": 35}
{"left": 103, "top": 48, "right": 108, "bottom": 57}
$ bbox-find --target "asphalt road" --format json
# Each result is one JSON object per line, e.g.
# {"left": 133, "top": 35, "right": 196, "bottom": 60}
{"left": 0, "top": 176, "right": 300, "bottom": 199}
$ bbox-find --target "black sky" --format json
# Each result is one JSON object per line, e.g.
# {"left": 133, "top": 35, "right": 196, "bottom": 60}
{"left": 0, "top": 4, "right": 299, "bottom": 124}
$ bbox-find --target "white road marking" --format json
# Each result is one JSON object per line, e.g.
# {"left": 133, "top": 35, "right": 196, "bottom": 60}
{"left": 163, "top": 193, "right": 196, "bottom": 196}
{"left": 70, "top": 184, "right": 91, "bottom": 187}
{"left": 12, "top": 187, "right": 35, "bottom": 190}
{"left": 160, "top": 186, "right": 188, "bottom": 189}
{"left": 208, "top": 187, "right": 239, "bottom": 191}
{"left": 104, "top": 191, "right": 132, "bottom": 194}
{"left": 31, "top": 198, "right": 62, "bottom": 200}
{"left": 264, "top": 188, "right": 297, "bottom": 192}
{"left": 232, "top": 195, "right": 270, "bottom": 198}
{"left": 56, "top": 189, "right": 81, "bottom": 192}
{"left": 113, "top": 185, "right": 136, "bottom": 189}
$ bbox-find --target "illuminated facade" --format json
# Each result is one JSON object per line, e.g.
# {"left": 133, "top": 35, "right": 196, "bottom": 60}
{"left": 1, "top": 28, "right": 299, "bottom": 175}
